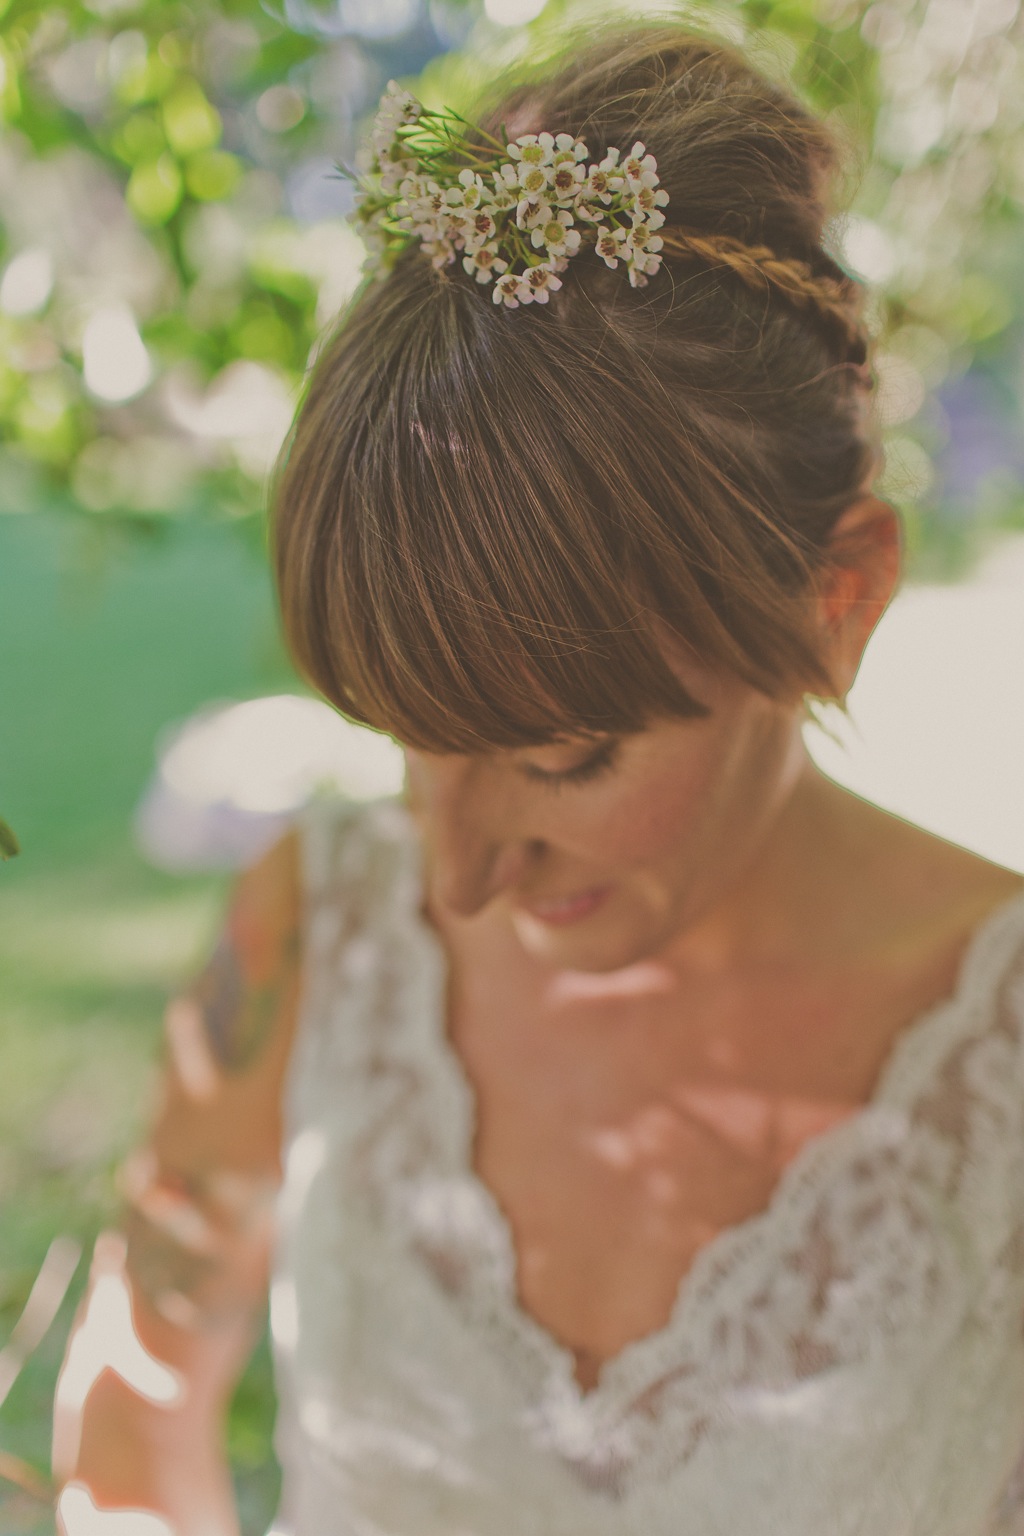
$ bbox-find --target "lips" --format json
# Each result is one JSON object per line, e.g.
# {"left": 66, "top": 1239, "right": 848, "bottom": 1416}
{"left": 518, "top": 885, "right": 611, "bottom": 927}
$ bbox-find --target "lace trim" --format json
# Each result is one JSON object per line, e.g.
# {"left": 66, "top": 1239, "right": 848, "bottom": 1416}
{"left": 297, "top": 797, "right": 1024, "bottom": 1492}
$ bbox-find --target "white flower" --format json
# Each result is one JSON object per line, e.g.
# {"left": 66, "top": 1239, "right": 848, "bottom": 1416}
{"left": 463, "top": 243, "right": 508, "bottom": 284}
{"left": 493, "top": 271, "right": 529, "bottom": 308}
{"left": 393, "top": 175, "right": 448, "bottom": 238}
{"left": 354, "top": 93, "right": 671, "bottom": 302}
{"left": 445, "top": 167, "right": 486, "bottom": 210}
{"left": 575, "top": 150, "right": 627, "bottom": 217}
{"left": 516, "top": 163, "right": 551, "bottom": 206}
{"left": 530, "top": 208, "right": 582, "bottom": 257}
{"left": 626, "top": 230, "right": 665, "bottom": 287}
{"left": 573, "top": 197, "right": 604, "bottom": 225}
{"left": 371, "top": 82, "right": 421, "bottom": 159}
{"left": 379, "top": 150, "right": 419, "bottom": 196}
{"left": 444, "top": 211, "right": 472, "bottom": 244}
{"left": 622, "top": 141, "right": 659, "bottom": 191}
{"left": 553, "top": 132, "right": 589, "bottom": 163}
{"left": 549, "top": 157, "right": 587, "bottom": 200}
{"left": 598, "top": 148, "right": 627, "bottom": 178}
{"left": 516, "top": 195, "right": 552, "bottom": 230}
{"left": 521, "top": 262, "right": 564, "bottom": 303}
{"left": 422, "top": 236, "right": 456, "bottom": 270}
{"left": 488, "top": 171, "right": 518, "bottom": 216}
{"left": 594, "top": 224, "right": 629, "bottom": 269}
{"left": 632, "top": 207, "right": 667, "bottom": 234}
{"left": 506, "top": 133, "right": 556, "bottom": 167}
{"left": 631, "top": 182, "right": 669, "bottom": 221}
{"left": 464, "top": 208, "right": 499, "bottom": 251}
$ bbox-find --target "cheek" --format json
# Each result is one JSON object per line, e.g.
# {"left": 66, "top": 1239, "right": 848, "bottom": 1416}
{"left": 561, "top": 708, "right": 788, "bottom": 874}
{"left": 609, "top": 749, "right": 728, "bottom": 866}
{"left": 537, "top": 744, "right": 723, "bottom": 873}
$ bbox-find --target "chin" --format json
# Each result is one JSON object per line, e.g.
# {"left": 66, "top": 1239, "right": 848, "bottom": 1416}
{"left": 510, "top": 906, "right": 661, "bottom": 974}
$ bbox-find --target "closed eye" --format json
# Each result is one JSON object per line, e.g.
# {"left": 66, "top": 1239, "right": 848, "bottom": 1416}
{"left": 520, "top": 739, "right": 620, "bottom": 788}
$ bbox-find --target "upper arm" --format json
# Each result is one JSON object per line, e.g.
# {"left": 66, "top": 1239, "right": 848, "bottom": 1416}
{"left": 53, "top": 830, "right": 309, "bottom": 1495}
{"left": 119, "top": 826, "right": 305, "bottom": 1336}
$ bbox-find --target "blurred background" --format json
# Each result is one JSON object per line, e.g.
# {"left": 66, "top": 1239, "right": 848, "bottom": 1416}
{"left": 1, "top": 0, "right": 1023, "bottom": 1526}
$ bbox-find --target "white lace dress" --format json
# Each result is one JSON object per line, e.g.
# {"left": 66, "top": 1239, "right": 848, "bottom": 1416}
{"left": 270, "top": 795, "right": 1024, "bottom": 1536}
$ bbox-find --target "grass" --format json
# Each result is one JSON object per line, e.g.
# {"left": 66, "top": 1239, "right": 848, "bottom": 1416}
{"left": 0, "top": 508, "right": 295, "bottom": 1530}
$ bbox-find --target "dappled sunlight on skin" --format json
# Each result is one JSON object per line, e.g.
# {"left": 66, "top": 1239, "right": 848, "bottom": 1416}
{"left": 54, "top": 1234, "right": 182, "bottom": 1471}
{"left": 57, "top": 1483, "right": 173, "bottom": 1536}
{"left": 546, "top": 961, "right": 676, "bottom": 1005}
{"left": 586, "top": 1084, "right": 858, "bottom": 1194}
{"left": 165, "top": 995, "right": 221, "bottom": 1103}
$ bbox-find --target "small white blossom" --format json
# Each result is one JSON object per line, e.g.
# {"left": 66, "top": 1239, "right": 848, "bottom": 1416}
{"left": 626, "top": 230, "right": 665, "bottom": 287}
{"left": 353, "top": 81, "right": 672, "bottom": 306}
{"left": 462, "top": 243, "right": 508, "bottom": 283}
{"left": 422, "top": 236, "right": 458, "bottom": 269}
{"left": 379, "top": 150, "right": 419, "bottom": 196}
{"left": 549, "top": 157, "right": 587, "bottom": 199}
{"left": 371, "top": 82, "right": 421, "bottom": 159}
{"left": 516, "top": 163, "right": 551, "bottom": 207}
{"left": 493, "top": 270, "right": 529, "bottom": 308}
{"left": 632, "top": 207, "right": 667, "bottom": 235}
{"left": 393, "top": 175, "right": 448, "bottom": 239}
{"left": 594, "top": 224, "right": 629, "bottom": 269}
{"left": 516, "top": 197, "right": 553, "bottom": 232}
{"left": 598, "top": 148, "right": 627, "bottom": 178}
{"left": 622, "top": 141, "right": 659, "bottom": 191}
{"left": 506, "top": 133, "right": 556, "bottom": 167}
{"left": 521, "top": 262, "right": 564, "bottom": 303}
{"left": 577, "top": 164, "right": 621, "bottom": 209}
{"left": 530, "top": 209, "right": 582, "bottom": 258}
{"left": 464, "top": 208, "right": 499, "bottom": 251}
{"left": 553, "top": 132, "right": 589, "bottom": 163}
{"left": 445, "top": 168, "right": 486, "bottom": 210}
{"left": 631, "top": 183, "right": 669, "bottom": 221}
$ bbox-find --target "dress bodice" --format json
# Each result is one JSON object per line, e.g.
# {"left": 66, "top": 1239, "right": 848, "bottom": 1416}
{"left": 270, "top": 795, "right": 1024, "bottom": 1536}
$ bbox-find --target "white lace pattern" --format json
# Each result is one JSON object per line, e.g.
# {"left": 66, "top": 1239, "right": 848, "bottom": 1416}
{"left": 271, "top": 796, "right": 1024, "bottom": 1536}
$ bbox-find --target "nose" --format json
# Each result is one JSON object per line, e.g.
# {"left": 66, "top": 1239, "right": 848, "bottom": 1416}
{"left": 405, "top": 751, "right": 530, "bottom": 918}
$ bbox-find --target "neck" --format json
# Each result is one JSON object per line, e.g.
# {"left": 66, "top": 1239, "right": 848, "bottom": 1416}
{"left": 662, "top": 752, "right": 880, "bottom": 976}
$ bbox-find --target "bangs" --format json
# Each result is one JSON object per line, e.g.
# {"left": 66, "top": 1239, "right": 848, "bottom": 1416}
{"left": 273, "top": 254, "right": 843, "bottom": 754}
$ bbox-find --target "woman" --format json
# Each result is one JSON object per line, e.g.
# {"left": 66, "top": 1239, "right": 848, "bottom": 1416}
{"left": 54, "top": 23, "right": 1024, "bottom": 1536}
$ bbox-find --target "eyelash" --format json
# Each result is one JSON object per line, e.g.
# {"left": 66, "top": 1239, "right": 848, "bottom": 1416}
{"left": 522, "top": 741, "right": 619, "bottom": 789}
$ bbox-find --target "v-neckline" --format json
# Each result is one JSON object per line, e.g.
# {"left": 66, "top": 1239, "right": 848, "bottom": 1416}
{"left": 388, "top": 805, "right": 1024, "bottom": 1411}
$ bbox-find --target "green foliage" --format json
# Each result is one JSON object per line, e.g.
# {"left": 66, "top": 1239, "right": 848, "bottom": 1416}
{"left": 0, "top": 0, "right": 343, "bottom": 522}
{"left": 0, "top": 0, "right": 1022, "bottom": 554}
{"left": 0, "top": 817, "right": 18, "bottom": 858}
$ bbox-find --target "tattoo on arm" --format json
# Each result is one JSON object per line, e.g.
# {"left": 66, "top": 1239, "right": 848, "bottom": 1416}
{"left": 188, "top": 925, "right": 298, "bottom": 1075}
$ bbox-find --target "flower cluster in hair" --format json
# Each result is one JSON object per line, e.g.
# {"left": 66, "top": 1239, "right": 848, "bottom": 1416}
{"left": 350, "top": 81, "right": 669, "bottom": 307}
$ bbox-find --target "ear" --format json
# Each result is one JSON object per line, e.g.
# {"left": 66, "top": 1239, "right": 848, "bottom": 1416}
{"left": 814, "top": 495, "right": 903, "bottom": 702}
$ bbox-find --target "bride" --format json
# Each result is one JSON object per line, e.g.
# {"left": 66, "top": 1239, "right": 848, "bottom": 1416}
{"left": 55, "top": 22, "right": 1024, "bottom": 1536}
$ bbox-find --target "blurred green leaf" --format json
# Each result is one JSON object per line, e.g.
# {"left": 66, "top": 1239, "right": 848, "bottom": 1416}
{"left": 0, "top": 818, "right": 20, "bottom": 859}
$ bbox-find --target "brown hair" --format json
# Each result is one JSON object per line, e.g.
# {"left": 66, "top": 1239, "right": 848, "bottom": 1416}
{"left": 272, "top": 23, "right": 881, "bottom": 752}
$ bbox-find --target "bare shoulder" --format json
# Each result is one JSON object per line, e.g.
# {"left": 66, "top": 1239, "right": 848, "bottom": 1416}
{"left": 232, "top": 825, "right": 303, "bottom": 956}
{"left": 147, "top": 828, "right": 306, "bottom": 1177}
{"left": 851, "top": 791, "right": 1024, "bottom": 957}
{"left": 114, "top": 830, "right": 306, "bottom": 1337}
